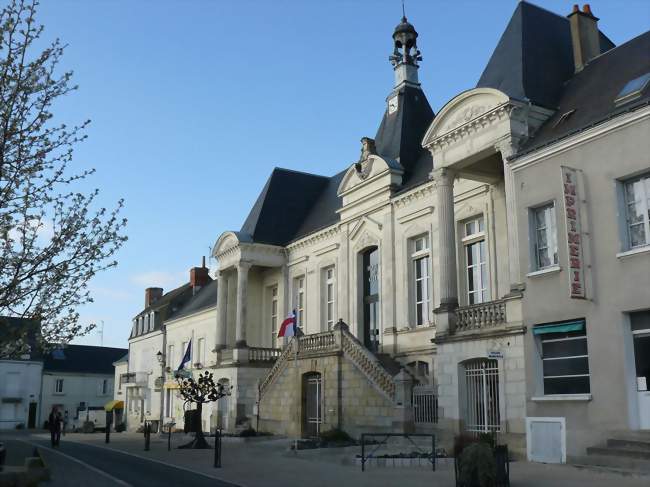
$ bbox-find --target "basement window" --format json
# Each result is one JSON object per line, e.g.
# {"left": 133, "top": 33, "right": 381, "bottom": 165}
{"left": 615, "top": 72, "right": 650, "bottom": 106}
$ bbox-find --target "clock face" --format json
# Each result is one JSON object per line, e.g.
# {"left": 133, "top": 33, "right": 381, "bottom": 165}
{"left": 388, "top": 96, "right": 399, "bottom": 114}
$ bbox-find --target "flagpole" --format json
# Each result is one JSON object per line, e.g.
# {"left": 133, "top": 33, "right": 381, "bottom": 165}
{"left": 294, "top": 309, "right": 299, "bottom": 454}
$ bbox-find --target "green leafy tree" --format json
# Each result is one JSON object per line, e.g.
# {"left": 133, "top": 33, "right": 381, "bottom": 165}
{"left": 0, "top": 0, "right": 127, "bottom": 357}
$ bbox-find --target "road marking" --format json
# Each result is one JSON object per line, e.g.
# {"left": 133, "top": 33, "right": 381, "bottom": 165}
{"left": 18, "top": 440, "right": 133, "bottom": 487}
{"left": 45, "top": 438, "right": 242, "bottom": 487}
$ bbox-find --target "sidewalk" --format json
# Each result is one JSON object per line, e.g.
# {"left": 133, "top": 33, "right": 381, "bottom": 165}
{"left": 27, "top": 432, "right": 650, "bottom": 487}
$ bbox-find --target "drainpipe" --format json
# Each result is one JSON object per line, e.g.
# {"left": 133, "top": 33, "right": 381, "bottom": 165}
{"left": 159, "top": 322, "right": 167, "bottom": 435}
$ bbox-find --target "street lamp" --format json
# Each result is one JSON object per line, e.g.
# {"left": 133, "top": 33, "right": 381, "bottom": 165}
{"left": 156, "top": 351, "right": 164, "bottom": 364}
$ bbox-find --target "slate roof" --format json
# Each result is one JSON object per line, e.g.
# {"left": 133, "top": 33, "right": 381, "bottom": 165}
{"left": 167, "top": 278, "right": 219, "bottom": 322}
{"left": 477, "top": 1, "right": 615, "bottom": 109}
{"left": 130, "top": 282, "right": 195, "bottom": 338}
{"left": 43, "top": 344, "right": 127, "bottom": 375}
{"left": 236, "top": 2, "right": 645, "bottom": 246}
{"left": 518, "top": 30, "right": 650, "bottom": 155}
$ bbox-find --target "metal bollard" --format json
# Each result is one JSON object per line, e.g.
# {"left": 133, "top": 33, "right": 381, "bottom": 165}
{"left": 0, "top": 441, "right": 6, "bottom": 472}
{"left": 144, "top": 422, "right": 151, "bottom": 451}
{"left": 168, "top": 424, "right": 172, "bottom": 451}
{"left": 213, "top": 429, "right": 221, "bottom": 468}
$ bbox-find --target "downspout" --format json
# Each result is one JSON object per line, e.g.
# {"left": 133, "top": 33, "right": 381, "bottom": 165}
{"left": 159, "top": 318, "right": 166, "bottom": 435}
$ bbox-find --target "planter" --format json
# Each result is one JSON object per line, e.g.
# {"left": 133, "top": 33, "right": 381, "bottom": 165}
{"left": 454, "top": 444, "right": 510, "bottom": 487}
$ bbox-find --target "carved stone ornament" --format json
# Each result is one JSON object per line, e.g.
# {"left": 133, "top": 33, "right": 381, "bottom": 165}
{"left": 354, "top": 137, "right": 376, "bottom": 180}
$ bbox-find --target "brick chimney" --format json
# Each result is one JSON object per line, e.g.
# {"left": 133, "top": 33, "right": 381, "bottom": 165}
{"left": 190, "top": 256, "right": 210, "bottom": 292}
{"left": 568, "top": 4, "right": 602, "bottom": 72}
{"left": 145, "top": 287, "right": 163, "bottom": 308}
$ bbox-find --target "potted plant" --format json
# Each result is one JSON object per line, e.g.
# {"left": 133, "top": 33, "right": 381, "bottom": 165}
{"left": 454, "top": 433, "right": 509, "bottom": 487}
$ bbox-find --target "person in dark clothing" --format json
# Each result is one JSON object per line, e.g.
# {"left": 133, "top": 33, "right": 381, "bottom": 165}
{"left": 48, "top": 408, "right": 62, "bottom": 447}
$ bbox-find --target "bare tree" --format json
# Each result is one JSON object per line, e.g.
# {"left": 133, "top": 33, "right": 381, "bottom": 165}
{"left": 0, "top": 0, "right": 127, "bottom": 357}
{"left": 176, "top": 370, "right": 231, "bottom": 449}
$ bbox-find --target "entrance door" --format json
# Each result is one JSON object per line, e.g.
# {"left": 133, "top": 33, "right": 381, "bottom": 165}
{"left": 463, "top": 358, "right": 501, "bottom": 433}
{"left": 302, "top": 372, "right": 322, "bottom": 437}
{"left": 28, "top": 402, "right": 37, "bottom": 429}
{"left": 632, "top": 311, "right": 650, "bottom": 429}
{"left": 363, "top": 247, "right": 380, "bottom": 352}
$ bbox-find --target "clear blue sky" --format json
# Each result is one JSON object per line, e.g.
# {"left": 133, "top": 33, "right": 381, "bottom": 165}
{"left": 35, "top": 0, "right": 649, "bottom": 349}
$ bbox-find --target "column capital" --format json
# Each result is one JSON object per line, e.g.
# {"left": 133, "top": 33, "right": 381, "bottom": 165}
{"left": 236, "top": 261, "right": 253, "bottom": 272}
{"left": 430, "top": 166, "right": 456, "bottom": 186}
{"left": 494, "top": 137, "right": 522, "bottom": 161}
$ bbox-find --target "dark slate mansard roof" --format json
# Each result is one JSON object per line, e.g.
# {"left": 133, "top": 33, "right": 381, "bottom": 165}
{"left": 237, "top": 1, "right": 646, "bottom": 247}
{"left": 167, "top": 278, "right": 218, "bottom": 322}
{"left": 44, "top": 344, "right": 127, "bottom": 375}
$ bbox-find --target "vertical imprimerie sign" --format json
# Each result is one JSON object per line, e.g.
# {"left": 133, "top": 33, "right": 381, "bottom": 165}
{"left": 561, "top": 166, "right": 585, "bottom": 299}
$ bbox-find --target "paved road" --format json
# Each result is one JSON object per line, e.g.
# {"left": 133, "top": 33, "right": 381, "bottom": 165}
{"left": 23, "top": 437, "right": 239, "bottom": 487}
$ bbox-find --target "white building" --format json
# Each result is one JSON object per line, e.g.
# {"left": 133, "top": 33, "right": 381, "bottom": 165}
{"left": 122, "top": 2, "right": 650, "bottom": 470}
{"left": 40, "top": 344, "right": 127, "bottom": 429}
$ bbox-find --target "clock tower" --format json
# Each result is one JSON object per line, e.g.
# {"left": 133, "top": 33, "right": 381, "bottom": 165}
{"left": 373, "top": 15, "right": 434, "bottom": 181}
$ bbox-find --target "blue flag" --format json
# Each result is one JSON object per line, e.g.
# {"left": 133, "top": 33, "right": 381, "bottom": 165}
{"left": 177, "top": 340, "right": 192, "bottom": 371}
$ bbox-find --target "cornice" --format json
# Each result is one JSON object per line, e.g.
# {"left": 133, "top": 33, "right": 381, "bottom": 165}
{"left": 392, "top": 182, "right": 434, "bottom": 208}
{"left": 285, "top": 225, "right": 340, "bottom": 253}
{"left": 426, "top": 102, "right": 520, "bottom": 153}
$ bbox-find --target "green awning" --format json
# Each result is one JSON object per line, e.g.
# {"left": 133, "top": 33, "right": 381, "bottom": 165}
{"left": 533, "top": 320, "right": 585, "bottom": 335}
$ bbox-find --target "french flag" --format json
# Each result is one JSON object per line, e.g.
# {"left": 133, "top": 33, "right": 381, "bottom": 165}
{"left": 278, "top": 310, "right": 298, "bottom": 338}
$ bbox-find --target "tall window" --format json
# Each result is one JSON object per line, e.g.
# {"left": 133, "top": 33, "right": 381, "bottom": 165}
{"left": 101, "top": 379, "right": 108, "bottom": 395}
{"left": 167, "top": 344, "right": 174, "bottom": 369}
{"left": 624, "top": 173, "right": 650, "bottom": 248}
{"left": 197, "top": 338, "right": 205, "bottom": 365}
{"left": 295, "top": 276, "right": 305, "bottom": 328}
{"left": 537, "top": 320, "right": 590, "bottom": 395}
{"left": 532, "top": 203, "right": 558, "bottom": 269}
{"left": 55, "top": 379, "right": 64, "bottom": 394}
{"left": 463, "top": 216, "right": 488, "bottom": 305}
{"left": 270, "top": 286, "right": 279, "bottom": 340}
{"left": 324, "top": 267, "right": 335, "bottom": 330}
{"left": 411, "top": 235, "right": 431, "bottom": 326}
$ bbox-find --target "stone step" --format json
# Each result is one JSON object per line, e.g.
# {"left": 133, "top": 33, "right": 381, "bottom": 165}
{"left": 572, "top": 463, "right": 650, "bottom": 479}
{"left": 586, "top": 446, "right": 650, "bottom": 461}
{"left": 571, "top": 453, "right": 650, "bottom": 473}
{"left": 607, "top": 438, "right": 650, "bottom": 451}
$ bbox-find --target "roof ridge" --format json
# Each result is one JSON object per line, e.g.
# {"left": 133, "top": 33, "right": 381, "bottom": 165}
{"left": 272, "top": 166, "right": 329, "bottom": 179}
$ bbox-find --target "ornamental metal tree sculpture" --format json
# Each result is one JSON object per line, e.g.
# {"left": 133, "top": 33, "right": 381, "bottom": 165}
{"left": 0, "top": 0, "right": 127, "bottom": 357}
{"left": 176, "top": 370, "right": 231, "bottom": 449}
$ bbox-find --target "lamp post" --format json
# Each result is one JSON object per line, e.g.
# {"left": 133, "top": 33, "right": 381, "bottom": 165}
{"left": 156, "top": 350, "right": 165, "bottom": 436}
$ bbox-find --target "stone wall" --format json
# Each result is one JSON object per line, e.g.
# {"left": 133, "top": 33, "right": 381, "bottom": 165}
{"left": 258, "top": 352, "right": 396, "bottom": 438}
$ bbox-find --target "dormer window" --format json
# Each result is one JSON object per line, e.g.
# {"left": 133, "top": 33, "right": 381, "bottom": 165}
{"left": 615, "top": 72, "right": 650, "bottom": 106}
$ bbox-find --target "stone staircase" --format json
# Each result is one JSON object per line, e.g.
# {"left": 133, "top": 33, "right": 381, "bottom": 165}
{"left": 257, "top": 321, "right": 399, "bottom": 403}
{"left": 571, "top": 431, "right": 650, "bottom": 476}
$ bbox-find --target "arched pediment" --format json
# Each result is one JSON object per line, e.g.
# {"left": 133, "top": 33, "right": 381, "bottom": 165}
{"left": 337, "top": 155, "right": 403, "bottom": 197}
{"left": 352, "top": 229, "right": 381, "bottom": 254}
{"left": 422, "top": 88, "right": 510, "bottom": 148}
{"left": 212, "top": 231, "right": 250, "bottom": 258}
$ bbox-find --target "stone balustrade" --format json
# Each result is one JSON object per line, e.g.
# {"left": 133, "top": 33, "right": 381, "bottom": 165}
{"left": 258, "top": 321, "right": 397, "bottom": 402}
{"left": 248, "top": 346, "right": 282, "bottom": 362}
{"left": 298, "top": 330, "right": 337, "bottom": 353}
{"left": 455, "top": 299, "right": 507, "bottom": 333}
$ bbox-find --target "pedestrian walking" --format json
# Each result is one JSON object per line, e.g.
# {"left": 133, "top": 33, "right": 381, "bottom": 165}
{"left": 48, "top": 408, "right": 62, "bottom": 447}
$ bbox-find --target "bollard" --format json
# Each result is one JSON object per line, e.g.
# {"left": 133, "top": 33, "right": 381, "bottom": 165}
{"left": 213, "top": 429, "right": 221, "bottom": 468}
{"left": 144, "top": 422, "right": 151, "bottom": 451}
{"left": 105, "top": 426, "right": 110, "bottom": 444}
{"left": 168, "top": 424, "right": 172, "bottom": 451}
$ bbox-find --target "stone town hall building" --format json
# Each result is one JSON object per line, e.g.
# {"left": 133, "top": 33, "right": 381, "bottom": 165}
{"left": 119, "top": 2, "right": 650, "bottom": 464}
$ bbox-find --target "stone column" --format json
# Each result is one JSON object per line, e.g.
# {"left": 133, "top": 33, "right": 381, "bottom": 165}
{"left": 392, "top": 369, "right": 415, "bottom": 433}
{"left": 432, "top": 167, "right": 458, "bottom": 337}
{"left": 235, "top": 262, "right": 251, "bottom": 348}
{"left": 215, "top": 270, "right": 228, "bottom": 351}
{"left": 495, "top": 139, "right": 524, "bottom": 293}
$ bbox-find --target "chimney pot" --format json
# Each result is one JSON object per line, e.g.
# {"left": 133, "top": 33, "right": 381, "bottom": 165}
{"left": 572, "top": 4, "right": 579, "bottom": 13}
{"left": 583, "top": 4, "right": 592, "bottom": 15}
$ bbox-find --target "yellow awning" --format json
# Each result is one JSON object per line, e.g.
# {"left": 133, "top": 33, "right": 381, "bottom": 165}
{"left": 104, "top": 400, "right": 124, "bottom": 411}
{"left": 164, "top": 381, "right": 180, "bottom": 390}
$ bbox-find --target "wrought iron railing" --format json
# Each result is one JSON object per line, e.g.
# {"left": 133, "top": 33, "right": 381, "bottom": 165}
{"left": 455, "top": 299, "right": 507, "bottom": 333}
{"left": 413, "top": 385, "right": 438, "bottom": 424}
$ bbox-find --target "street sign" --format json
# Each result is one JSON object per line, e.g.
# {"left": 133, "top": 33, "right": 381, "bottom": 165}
{"left": 488, "top": 351, "right": 503, "bottom": 359}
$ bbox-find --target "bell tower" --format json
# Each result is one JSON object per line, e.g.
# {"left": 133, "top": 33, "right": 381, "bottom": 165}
{"left": 389, "top": 16, "right": 422, "bottom": 88}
